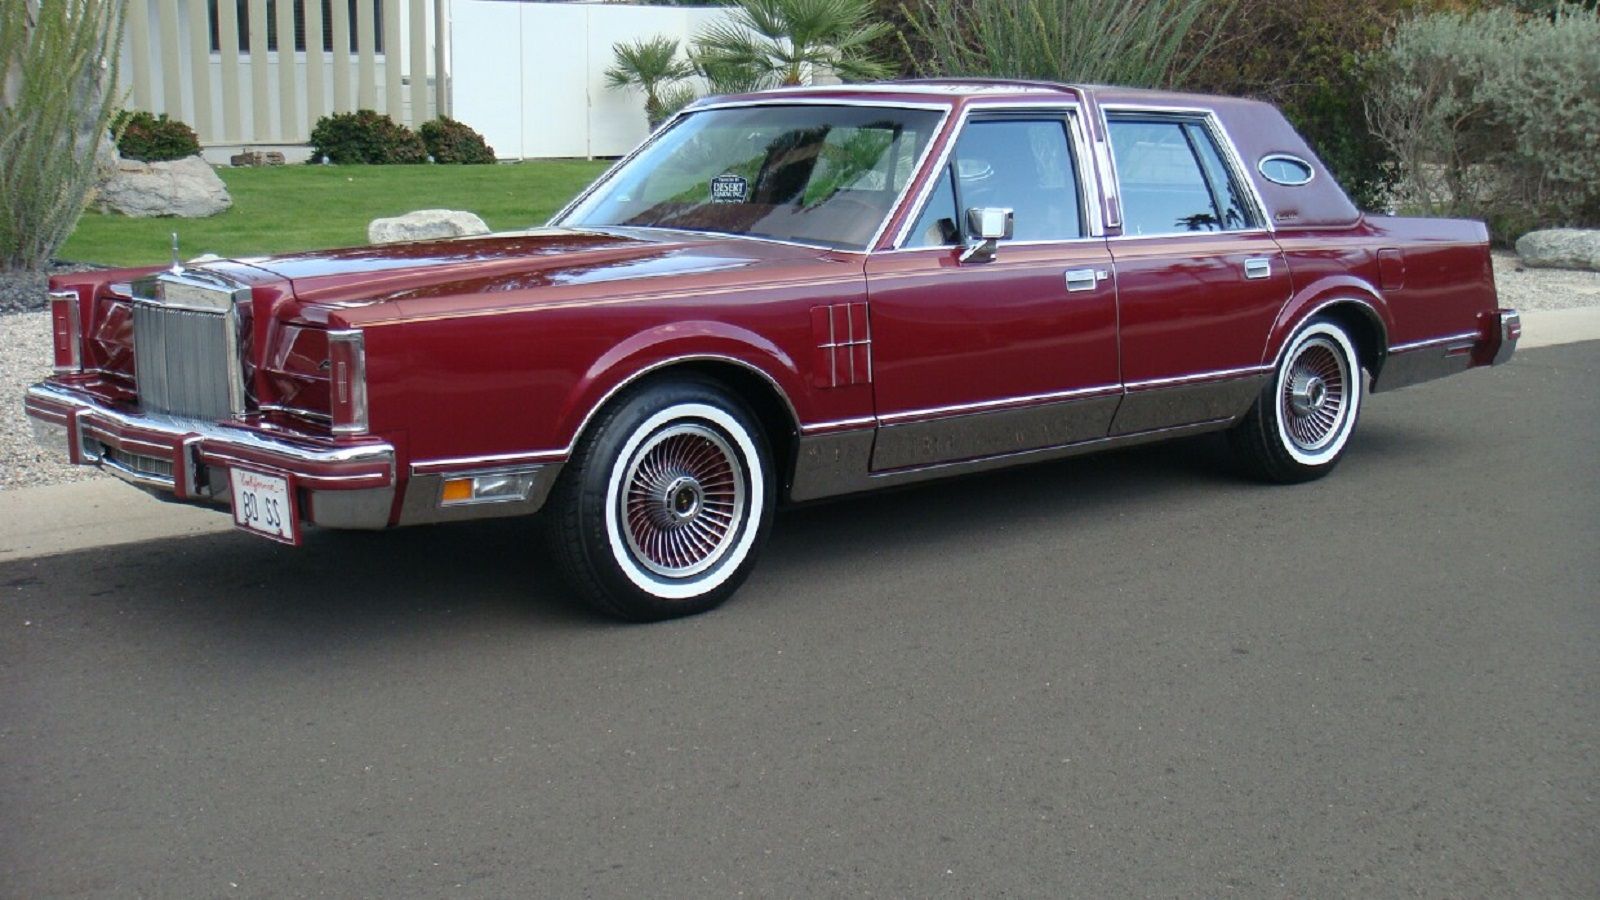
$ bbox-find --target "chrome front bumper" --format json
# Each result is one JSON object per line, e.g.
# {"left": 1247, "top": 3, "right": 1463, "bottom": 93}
{"left": 25, "top": 382, "right": 398, "bottom": 529}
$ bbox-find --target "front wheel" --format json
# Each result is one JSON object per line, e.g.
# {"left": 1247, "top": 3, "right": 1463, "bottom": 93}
{"left": 1230, "top": 318, "right": 1364, "bottom": 483}
{"left": 546, "top": 379, "right": 773, "bottom": 620}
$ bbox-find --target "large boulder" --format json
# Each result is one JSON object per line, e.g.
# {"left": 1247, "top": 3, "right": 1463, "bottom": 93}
{"left": 1515, "top": 229, "right": 1600, "bottom": 272}
{"left": 368, "top": 209, "right": 490, "bottom": 244}
{"left": 94, "top": 155, "right": 232, "bottom": 218}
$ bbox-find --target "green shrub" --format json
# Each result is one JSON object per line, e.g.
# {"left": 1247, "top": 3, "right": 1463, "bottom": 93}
{"left": 900, "top": 0, "right": 1227, "bottom": 89}
{"left": 112, "top": 110, "right": 201, "bottom": 162}
{"left": 1, "top": 0, "right": 124, "bottom": 271}
{"left": 418, "top": 116, "right": 496, "bottom": 164}
{"left": 1178, "top": 0, "right": 1427, "bottom": 212}
{"left": 308, "top": 109, "right": 427, "bottom": 164}
{"left": 1366, "top": 5, "right": 1600, "bottom": 240}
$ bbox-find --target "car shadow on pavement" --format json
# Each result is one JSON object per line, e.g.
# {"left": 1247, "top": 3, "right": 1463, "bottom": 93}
{"left": 0, "top": 427, "right": 1441, "bottom": 651}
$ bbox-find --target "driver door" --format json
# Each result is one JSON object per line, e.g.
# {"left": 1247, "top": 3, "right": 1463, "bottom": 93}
{"left": 864, "top": 111, "right": 1119, "bottom": 470}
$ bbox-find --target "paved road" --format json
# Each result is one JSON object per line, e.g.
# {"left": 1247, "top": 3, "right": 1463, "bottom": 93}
{"left": 4, "top": 343, "right": 1596, "bottom": 898}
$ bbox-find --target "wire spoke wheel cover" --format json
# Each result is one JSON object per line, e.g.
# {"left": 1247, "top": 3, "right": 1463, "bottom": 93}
{"left": 602, "top": 402, "right": 766, "bottom": 601}
{"left": 1273, "top": 322, "right": 1361, "bottom": 467}
{"left": 620, "top": 423, "right": 746, "bottom": 578}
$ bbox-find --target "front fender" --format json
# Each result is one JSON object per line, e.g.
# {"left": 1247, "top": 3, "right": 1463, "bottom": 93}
{"left": 553, "top": 321, "right": 806, "bottom": 453}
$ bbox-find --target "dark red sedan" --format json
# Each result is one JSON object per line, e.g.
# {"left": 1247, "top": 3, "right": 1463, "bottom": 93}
{"left": 27, "top": 81, "right": 1520, "bottom": 619}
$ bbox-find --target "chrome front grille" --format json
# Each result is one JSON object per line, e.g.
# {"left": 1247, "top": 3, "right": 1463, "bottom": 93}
{"left": 131, "top": 270, "right": 248, "bottom": 421}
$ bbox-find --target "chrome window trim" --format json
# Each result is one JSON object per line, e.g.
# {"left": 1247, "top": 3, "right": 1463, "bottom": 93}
{"left": 551, "top": 100, "right": 954, "bottom": 256}
{"left": 889, "top": 101, "right": 1106, "bottom": 250}
{"left": 1258, "top": 153, "right": 1316, "bottom": 186}
{"left": 1098, "top": 103, "right": 1275, "bottom": 236}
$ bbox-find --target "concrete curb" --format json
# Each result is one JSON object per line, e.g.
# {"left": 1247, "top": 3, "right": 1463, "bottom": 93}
{"left": 3, "top": 308, "right": 1598, "bottom": 564}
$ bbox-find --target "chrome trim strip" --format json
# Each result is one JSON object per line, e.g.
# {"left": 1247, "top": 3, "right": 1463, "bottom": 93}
{"left": 889, "top": 101, "right": 1106, "bottom": 249}
{"left": 800, "top": 416, "right": 877, "bottom": 435}
{"left": 410, "top": 450, "right": 565, "bottom": 474}
{"left": 552, "top": 99, "right": 955, "bottom": 255}
{"left": 259, "top": 403, "right": 333, "bottom": 423}
{"left": 876, "top": 383, "right": 1121, "bottom": 425}
{"left": 1388, "top": 331, "right": 1479, "bottom": 354}
{"left": 1123, "top": 365, "right": 1271, "bottom": 391}
{"left": 1097, "top": 103, "right": 1275, "bottom": 235}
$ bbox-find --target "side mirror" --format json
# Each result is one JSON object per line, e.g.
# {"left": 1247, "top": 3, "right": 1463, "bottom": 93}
{"left": 960, "top": 207, "right": 1014, "bottom": 263}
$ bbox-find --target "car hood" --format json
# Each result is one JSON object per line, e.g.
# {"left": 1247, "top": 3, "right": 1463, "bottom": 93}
{"left": 229, "top": 227, "right": 830, "bottom": 307}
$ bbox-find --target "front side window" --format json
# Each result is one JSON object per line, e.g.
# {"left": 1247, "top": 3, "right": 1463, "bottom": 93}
{"left": 907, "top": 117, "right": 1084, "bottom": 247}
{"left": 561, "top": 105, "right": 943, "bottom": 251}
{"left": 1108, "top": 117, "right": 1255, "bottom": 236}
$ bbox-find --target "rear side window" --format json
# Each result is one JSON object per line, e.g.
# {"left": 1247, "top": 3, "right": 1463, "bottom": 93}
{"left": 1108, "top": 117, "right": 1256, "bottom": 236}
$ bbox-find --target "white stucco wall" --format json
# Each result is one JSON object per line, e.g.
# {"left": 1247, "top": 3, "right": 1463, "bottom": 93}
{"left": 450, "top": 1, "right": 733, "bottom": 159}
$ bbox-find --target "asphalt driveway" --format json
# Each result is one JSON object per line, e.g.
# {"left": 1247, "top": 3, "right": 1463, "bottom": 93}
{"left": 3, "top": 342, "right": 1596, "bottom": 897}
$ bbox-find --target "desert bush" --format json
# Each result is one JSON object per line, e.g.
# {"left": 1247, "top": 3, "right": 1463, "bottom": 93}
{"left": 112, "top": 110, "right": 201, "bottom": 162}
{"left": 308, "top": 109, "right": 427, "bottom": 164}
{"left": 418, "top": 116, "right": 496, "bottom": 164}
{"left": 1178, "top": 0, "right": 1431, "bottom": 212}
{"left": 1366, "top": 5, "right": 1600, "bottom": 239}
{"left": 899, "top": 0, "right": 1228, "bottom": 89}
{"left": 0, "top": 0, "right": 124, "bottom": 271}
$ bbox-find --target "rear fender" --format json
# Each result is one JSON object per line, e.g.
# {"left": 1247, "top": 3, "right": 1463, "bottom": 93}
{"left": 1263, "top": 275, "right": 1393, "bottom": 373}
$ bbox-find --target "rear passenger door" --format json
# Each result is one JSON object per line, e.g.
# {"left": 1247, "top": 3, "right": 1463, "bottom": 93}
{"left": 1103, "top": 111, "right": 1292, "bottom": 435}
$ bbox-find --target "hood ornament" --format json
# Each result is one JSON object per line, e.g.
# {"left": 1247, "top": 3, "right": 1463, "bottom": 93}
{"left": 169, "top": 232, "right": 182, "bottom": 275}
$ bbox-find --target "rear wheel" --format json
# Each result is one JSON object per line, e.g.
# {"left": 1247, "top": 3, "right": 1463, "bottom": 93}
{"left": 546, "top": 378, "right": 773, "bottom": 620}
{"left": 1230, "top": 318, "right": 1363, "bottom": 483}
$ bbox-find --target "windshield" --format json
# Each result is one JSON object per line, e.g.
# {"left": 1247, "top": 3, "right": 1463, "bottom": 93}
{"left": 559, "top": 104, "right": 946, "bottom": 251}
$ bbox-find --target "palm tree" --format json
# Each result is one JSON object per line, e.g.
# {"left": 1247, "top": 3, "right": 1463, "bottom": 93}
{"left": 693, "top": 0, "right": 894, "bottom": 88}
{"left": 604, "top": 36, "right": 694, "bottom": 128}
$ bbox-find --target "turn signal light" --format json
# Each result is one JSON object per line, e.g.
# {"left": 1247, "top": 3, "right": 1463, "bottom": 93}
{"left": 440, "top": 472, "right": 538, "bottom": 506}
{"left": 49, "top": 290, "right": 82, "bottom": 373}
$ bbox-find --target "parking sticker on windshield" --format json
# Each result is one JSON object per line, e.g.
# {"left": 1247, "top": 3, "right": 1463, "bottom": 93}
{"left": 710, "top": 174, "right": 749, "bottom": 203}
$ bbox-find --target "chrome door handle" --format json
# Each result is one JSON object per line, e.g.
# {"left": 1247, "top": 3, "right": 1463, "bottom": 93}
{"left": 1065, "top": 268, "right": 1102, "bottom": 292}
{"left": 1243, "top": 257, "right": 1272, "bottom": 280}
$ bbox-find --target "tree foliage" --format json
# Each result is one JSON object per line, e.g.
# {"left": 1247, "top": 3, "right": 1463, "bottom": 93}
{"left": 693, "top": 0, "right": 894, "bottom": 87}
{"left": 1, "top": 0, "right": 125, "bottom": 272}
{"left": 1366, "top": 4, "right": 1600, "bottom": 239}
{"left": 606, "top": 36, "right": 695, "bottom": 128}
{"left": 899, "top": 0, "right": 1227, "bottom": 89}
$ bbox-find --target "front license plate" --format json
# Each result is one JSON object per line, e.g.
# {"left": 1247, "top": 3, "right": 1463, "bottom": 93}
{"left": 229, "top": 468, "right": 299, "bottom": 545}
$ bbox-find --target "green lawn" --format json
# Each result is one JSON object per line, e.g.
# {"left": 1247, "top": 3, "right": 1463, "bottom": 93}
{"left": 61, "top": 160, "right": 612, "bottom": 267}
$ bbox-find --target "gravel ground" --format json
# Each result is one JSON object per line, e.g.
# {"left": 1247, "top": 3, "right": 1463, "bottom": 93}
{"left": 1, "top": 252, "right": 1596, "bottom": 492}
